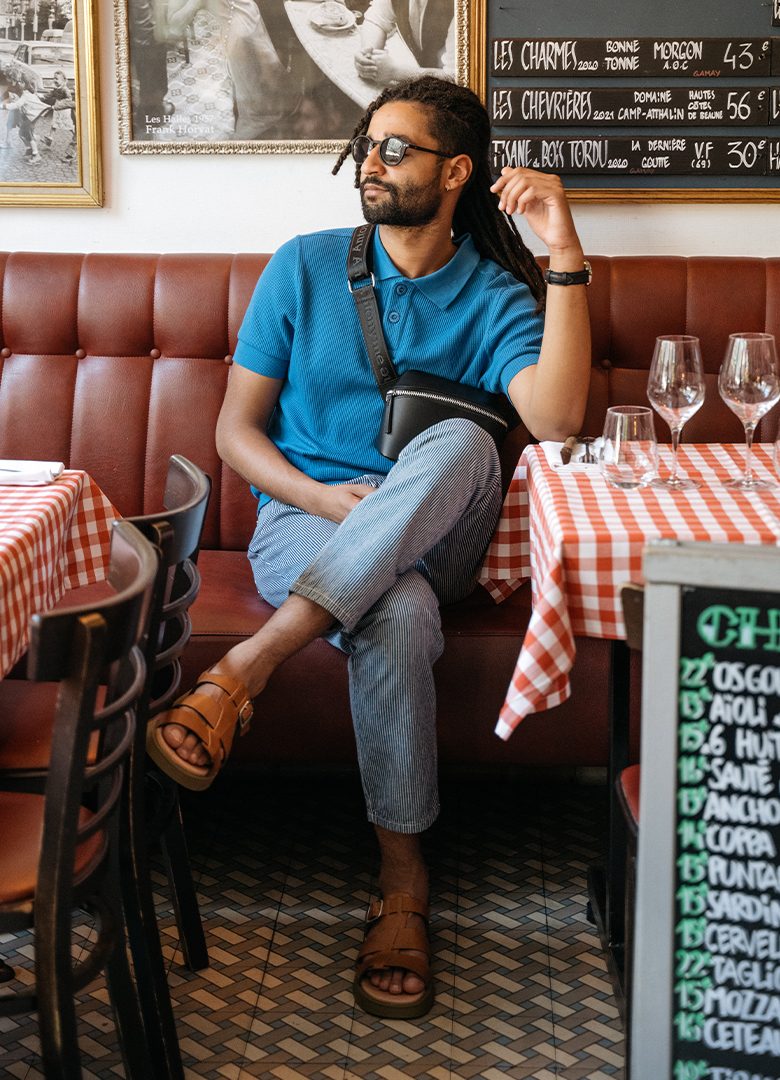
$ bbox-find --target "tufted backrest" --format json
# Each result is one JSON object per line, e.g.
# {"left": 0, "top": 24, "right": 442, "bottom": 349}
{"left": 578, "top": 255, "right": 780, "bottom": 443}
{"left": 1, "top": 252, "right": 779, "bottom": 552}
{"left": 0, "top": 252, "right": 269, "bottom": 550}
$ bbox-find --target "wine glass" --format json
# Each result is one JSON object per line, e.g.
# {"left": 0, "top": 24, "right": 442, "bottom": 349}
{"left": 718, "top": 332, "right": 780, "bottom": 491}
{"left": 647, "top": 335, "right": 705, "bottom": 490}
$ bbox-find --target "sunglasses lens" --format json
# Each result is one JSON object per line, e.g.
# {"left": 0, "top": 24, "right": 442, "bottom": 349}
{"left": 381, "top": 138, "right": 406, "bottom": 165}
{"left": 351, "top": 137, "right": 371, "bottom": 164}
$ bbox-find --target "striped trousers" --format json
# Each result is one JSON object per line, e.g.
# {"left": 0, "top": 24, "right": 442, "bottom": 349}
{"left": 248, "top": 419, "right": 502, "bottom": 833}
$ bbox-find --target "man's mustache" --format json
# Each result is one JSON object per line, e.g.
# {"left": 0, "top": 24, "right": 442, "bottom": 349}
{"left": 360, "top": 178, "right": 396, "bottom": 195}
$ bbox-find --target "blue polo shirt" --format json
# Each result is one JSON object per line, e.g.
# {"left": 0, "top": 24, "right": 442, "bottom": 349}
{"left": 234, "top": 227, "right": 544, "bottom": 506}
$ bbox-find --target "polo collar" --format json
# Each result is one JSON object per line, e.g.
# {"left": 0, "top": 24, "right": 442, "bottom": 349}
{"left": 372, "top": 229, "right": 480, "bottom": 310}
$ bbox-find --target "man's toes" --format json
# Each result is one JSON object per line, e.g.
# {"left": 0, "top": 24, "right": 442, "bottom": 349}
{"left": 160, "top": 725, "right": 210, "bottom": 767}
{"left": 367, "top": 967, "right": 425, "bottom": 996}
{"left": 161, "top": 722, "right": 188, "bottom": 749}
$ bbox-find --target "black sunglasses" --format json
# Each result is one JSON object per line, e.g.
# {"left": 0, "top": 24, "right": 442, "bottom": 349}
{"left": 350, "top": 134, "right": 450, "bottom": 167}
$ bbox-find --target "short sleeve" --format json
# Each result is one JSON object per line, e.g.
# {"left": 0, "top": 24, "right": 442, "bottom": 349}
{"left": 484, "top": 280, "right": 545, "bottom": 394}
{"left": 234, "top": 237, "right": 300, "bottom": 379}
{"left": 362, "top": 0, "right": 397, "bottom": 35}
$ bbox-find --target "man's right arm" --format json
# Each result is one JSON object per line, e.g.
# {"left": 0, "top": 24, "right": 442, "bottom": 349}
{"left": 215, "top": 365, "right": 374, "bottom": 524}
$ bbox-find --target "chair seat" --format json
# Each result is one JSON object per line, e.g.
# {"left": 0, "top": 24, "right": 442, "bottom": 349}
{"left": 0, "top": 792, "right": 106, "bottom": 905}
{"left": 0, "top": 682, "right": 102, "bottom": 771}
{"left": 619, "top": 764, "right": 641, "bottom": 830}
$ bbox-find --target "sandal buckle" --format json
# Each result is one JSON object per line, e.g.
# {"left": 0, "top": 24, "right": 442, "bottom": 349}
{"left": 237, "top": 699, "right": 253, "bottom": 735}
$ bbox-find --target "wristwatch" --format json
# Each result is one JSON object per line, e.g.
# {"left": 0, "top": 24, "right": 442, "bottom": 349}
{"left": 544, "top": 261, "right": 592, "bottom": 286}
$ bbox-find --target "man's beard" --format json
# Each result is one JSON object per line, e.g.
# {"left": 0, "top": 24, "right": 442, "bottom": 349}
{"left": 360, "top": 177, "right": 442, "bottom": 227}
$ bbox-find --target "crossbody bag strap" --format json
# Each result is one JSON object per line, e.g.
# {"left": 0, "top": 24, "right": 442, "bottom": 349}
{"left": 347, "top": 224, "right": 397, "bottom": 397}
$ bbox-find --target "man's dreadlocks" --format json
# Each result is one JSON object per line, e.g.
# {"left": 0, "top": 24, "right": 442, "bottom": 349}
{"left": 332, "top": 76, "right": 546, "bottom": 308}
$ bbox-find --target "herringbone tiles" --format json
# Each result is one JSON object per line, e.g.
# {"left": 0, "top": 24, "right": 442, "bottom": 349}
{"left": 0, "top": 772, "right": 624, "bottom": 1077}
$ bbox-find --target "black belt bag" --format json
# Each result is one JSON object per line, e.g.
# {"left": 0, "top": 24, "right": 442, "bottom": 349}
{"left": 347, "top": 225, "right": 518, "bottom": 461}
{"left": 378, "top": 370, "right": 513, "bottom": 460}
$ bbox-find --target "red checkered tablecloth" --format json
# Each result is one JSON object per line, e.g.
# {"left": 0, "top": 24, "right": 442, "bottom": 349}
{"left": 479, "top": 443, "right": 780, "bottom": 740}
{"left": 0, "top": 471, "right": 118, "bottom": 677}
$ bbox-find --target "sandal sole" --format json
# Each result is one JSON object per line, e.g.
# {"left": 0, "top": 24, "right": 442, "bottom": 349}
{"left": 353, "top": 975, "right": 435, "bottom": 1019}
{"left": 145, "top": 723, "right": 217, "bottom": 791}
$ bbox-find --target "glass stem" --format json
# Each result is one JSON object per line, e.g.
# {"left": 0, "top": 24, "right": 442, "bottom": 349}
{"left": 744, "top": 422, "right": 756, "bottom": 484}
{"left": 670, "top": 426, "right": 682, "bottom": 482}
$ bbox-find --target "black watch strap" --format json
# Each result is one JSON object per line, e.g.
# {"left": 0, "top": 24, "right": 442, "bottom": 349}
{"left": 544, "top": 260, "right": 592, "bottom": 286}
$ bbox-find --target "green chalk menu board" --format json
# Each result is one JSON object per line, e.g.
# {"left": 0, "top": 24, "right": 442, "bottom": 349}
{"left": 474, "top": 0, "right": 780, "bottom": 199}
{"left": 630, "top": 542, "right": 780, "bottom": 1080}
{"left": 672, "top": 586, "right": 780, "bottom": 1077}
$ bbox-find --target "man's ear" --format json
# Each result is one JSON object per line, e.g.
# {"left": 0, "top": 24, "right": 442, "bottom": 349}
{"left": 444, "top": 153, "right": 472, "bottom": 191}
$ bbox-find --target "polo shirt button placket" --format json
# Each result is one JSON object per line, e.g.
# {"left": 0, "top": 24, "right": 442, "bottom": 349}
{"left": 388, "top": 311, "right": 400, "bottom": 324}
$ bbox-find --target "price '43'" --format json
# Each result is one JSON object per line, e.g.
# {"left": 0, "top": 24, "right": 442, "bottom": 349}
{"left": 722, "top": 40, "right": 767, "bottom": 69}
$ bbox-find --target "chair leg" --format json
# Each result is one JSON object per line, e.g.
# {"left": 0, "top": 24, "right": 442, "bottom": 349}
{"left": 105, "top": 911, "right": 168, "bottom": 1080}
{"left": 120, "top": 753, "right": 185, "bottom": 1079}
{"left": 161, "top": 785, "right": 209, "bottom": 972}
{"left": 35, "top": 903, "right": 83, "bottom": 1080}
{"left": 623, "top": 833, "right": 637, "bottom": 1078}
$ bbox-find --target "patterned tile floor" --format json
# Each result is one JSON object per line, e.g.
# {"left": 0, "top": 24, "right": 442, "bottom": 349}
{"left": 0, "top": 770, "right": 624, "bottom": 1078}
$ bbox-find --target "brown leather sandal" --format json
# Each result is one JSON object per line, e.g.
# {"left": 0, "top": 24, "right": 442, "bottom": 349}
{"left": 353, "top": 893, "right": 435, "bottom": 1019}
{"left": 145, "top": 672, "right": 253, "bottom": 791}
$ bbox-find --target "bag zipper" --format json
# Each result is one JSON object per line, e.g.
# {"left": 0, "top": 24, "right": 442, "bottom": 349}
{"left": 385, "top": 387, "right": 509, "bottom": 430}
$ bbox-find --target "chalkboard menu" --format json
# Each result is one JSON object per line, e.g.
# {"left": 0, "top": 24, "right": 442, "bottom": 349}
{"left": 672, "top": 585, "right": 780, "bottom": 1078}
{"left": 480, "top": 0, "right": 780, "bottom": 198}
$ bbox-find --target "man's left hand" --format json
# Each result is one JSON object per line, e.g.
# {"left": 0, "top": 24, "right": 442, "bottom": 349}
{"left": 490, "top": 167, "right": 580, "bottom": 256}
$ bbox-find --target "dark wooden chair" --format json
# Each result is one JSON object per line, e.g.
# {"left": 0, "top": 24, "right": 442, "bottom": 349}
{"left": 0, "top": 520, "right": 178, "bottom": 1078}
{"left": 125, "top": 454, "right": 212, "bottom": 973}
{"left": 0, "top": 456, "right": 213, "bottom": 980}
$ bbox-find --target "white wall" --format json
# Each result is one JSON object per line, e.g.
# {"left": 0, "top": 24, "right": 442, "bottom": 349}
{"left": 3, "top": 9, "right": 780, "bottom": 256}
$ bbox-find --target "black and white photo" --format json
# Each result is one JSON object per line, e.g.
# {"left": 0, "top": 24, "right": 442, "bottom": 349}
{"left": 115, "top": 0, "right": 467, "bottom": 152}
{"left": 0, "top": 0, "right": 101, "bottom": 205}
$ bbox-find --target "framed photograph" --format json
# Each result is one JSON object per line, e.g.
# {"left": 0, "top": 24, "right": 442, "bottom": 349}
{"left": 0, "top": 0, "right": 102, "bottom": 206}
{"left": 115, "top": 0, "right": 470, "bottom": 153}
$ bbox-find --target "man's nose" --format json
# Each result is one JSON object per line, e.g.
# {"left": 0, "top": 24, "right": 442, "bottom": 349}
{"left": 361, "top": 141, "right": 385, "bottom": 175}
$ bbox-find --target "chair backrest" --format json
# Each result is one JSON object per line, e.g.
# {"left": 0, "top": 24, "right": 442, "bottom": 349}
{"left": 26, "top": 520, "right": 158, "bottom": 925}
{"left": 125, "top": 455, "right": 211, "bottom": 718}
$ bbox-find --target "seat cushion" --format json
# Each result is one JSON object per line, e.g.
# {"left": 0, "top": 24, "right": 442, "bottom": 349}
{"left": 191, "top": 549, "right": 534, "bottom": 639}
{"left": 0, "top": 791, "right": 106, "bottom": 905}
{"left": 619, "top": 764, "right": 641, "bottom": 829}
{"left": 0, "top": 682, "right": 103, "bottom": 771}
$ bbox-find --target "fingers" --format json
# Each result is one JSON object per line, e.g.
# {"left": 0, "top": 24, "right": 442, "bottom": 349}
{"left": 354, "top": 54, "right": 377, "bottom": 77}
{"left": 344, "top": 483, "right": 376, "bottom": 499}
{"left": 490, "top": 167, "right": 565, "bottom": 215}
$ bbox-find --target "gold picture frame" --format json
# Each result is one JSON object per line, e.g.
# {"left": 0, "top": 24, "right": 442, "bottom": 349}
{"left": 115, "top": 0, "right": 469, "bottom": 154}
{"left": 0, "top": 0, "right": 102, "bottom": 207}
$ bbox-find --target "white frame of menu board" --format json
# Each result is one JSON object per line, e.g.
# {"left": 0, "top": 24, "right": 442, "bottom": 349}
{"left": 632, "top": 540, "right": 780, "bottom": 1080}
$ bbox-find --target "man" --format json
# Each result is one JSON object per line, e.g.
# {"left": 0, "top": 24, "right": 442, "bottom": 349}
{"left": 39, "top": 70, "right": 76, "bottom": 161}
{"left": 2, "top": 75, "right": 50, "bottom": 164}
{"left": 147, "top": 75, "right": 591, "bottom": 1019}
{"left": 128, "top": 0, "right": 174, "bottom": 139}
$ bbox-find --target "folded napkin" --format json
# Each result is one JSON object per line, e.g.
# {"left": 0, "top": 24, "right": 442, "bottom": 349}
{"left": 0, "top": 459, "right": 65, "bottom": 485}
{"left": 539, "top": 439, "right": 603, "bottom": 468}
